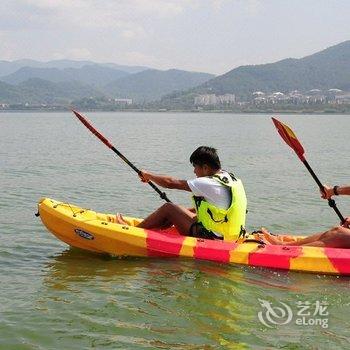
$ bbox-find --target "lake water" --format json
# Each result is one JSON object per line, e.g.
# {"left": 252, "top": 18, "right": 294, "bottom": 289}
{"left": 1, "top": 112, "right": 350, "bottom": 349}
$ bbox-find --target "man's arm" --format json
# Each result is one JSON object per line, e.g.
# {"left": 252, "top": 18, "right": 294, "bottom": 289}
{"left": 140, "top": 170, "right": 191, "bottom": 191}
{"left": 321, "top": 185, "right": 350, "bottom": 199}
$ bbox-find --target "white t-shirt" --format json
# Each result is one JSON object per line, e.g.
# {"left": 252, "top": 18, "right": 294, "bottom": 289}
{"left": 187, "top": 171, "right": 232, "bottom": 210}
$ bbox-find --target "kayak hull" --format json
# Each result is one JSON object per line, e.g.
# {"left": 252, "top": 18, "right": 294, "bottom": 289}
{"left": 38, "top": 198, "right": 350, "bottom": 276}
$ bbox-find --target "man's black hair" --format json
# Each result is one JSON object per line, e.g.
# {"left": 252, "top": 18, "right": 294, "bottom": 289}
{"left": 189, "top": 146, "right": 221, "bottom": 170}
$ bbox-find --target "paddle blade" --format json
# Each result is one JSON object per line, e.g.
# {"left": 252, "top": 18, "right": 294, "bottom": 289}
{"left": 272, "top": 117, "right": 305, "bottom": 161}
{"left": 72, "top": 110, "right": 113, "bottom": 149}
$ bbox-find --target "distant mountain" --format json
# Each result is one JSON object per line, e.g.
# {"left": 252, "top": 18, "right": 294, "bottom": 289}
{"left": 0, "top": 78, "right": 103, "bottom": 104}
{"left": 94, "top": 62, "right": 149, "bottom": 74}
{"left": 0, "top": 67, "right": 214, "bottom": 105}
{"left": 1, "top": 65, "right": 129, "bottom": 87}
{"left": 0, "top": 59, "right": 149, "bottom": 77}
{"left": 104, "top": 69, "right": 215, "bottom": 102}
{"left": 176, "top": 40, "right": 350, "bottom": 100}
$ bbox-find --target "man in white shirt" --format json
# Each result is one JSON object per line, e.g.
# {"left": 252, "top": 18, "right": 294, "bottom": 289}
{"left": 116, "top": 146, "right": 247, "bottom": 241}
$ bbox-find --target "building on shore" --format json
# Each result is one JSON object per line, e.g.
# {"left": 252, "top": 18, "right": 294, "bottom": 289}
{"left": 334, "top": 93, "right": 350, "bottom": 104}
{"left": 194, "top": 94, "right": 235, "bottom": 106}
{"left": 251, "top": 88, "right": 350, "bottom": 106}
{"left": 114, "top": 98, "right": 133, "bottom": 105}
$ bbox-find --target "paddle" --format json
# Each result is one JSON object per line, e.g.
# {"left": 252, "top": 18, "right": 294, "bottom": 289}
{"left": 271, "top": 117, "right": 345, "bottom": 223}
{"left": 72, "top": 110, "right": 171, "bottom": 203}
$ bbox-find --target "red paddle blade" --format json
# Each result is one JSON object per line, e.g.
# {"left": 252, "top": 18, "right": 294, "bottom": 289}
{"left": 72, "top": 110, "right": 113, "bottom": 149}
{"left": 272, "top": 117, "right": 305, "bottom": 161}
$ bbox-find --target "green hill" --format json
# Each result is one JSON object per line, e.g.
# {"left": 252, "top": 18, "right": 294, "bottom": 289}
{"left": 0, "top": 78, "right": 103, "bottom": 105}
{"left": 0, "top": 65, "right": 214, "bottom": 106}
{"left": 182, "top": 40, "right": 350, "bottom": 100}
{"left": 104, "top": 69, "right": 215, "bottom": 102}
{"left": 0, "top": 81, "right": 23, "bottom": 103}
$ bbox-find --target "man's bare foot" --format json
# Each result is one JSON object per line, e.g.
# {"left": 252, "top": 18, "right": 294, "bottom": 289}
{"left": 260, "top": 227, "right": 271, "bottom": 235}
{"left": 260, "top": 227, "right": 284, "bottom": 245}
{"left": 116, "top": 213, "right": 129, "bottom": 225}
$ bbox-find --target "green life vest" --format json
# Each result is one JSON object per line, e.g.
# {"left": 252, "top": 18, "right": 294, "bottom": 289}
{"left": 192, "top": 172, "right": 247, "bottom": 241}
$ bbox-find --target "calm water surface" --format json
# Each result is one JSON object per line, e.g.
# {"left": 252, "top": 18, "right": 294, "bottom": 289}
{"left": 1, "top": 112, "right": 350, "bottom": 349}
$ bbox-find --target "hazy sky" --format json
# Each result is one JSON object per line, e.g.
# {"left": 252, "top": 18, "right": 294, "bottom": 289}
{"left": 1, "top": 0, "right": 349, "bottom": 74}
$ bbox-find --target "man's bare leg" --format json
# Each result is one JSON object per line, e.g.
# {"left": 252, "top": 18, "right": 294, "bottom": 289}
{"left": 115, "top": 204, "right": 194, "bottom": 231}
{"left": 115, "top": 212, "right": 171, "bottom": 229}
{"left": 137, "top": 203, "right": 196, "bottom": 235}
{"left": 149, "top": 206, "right": 192, "bottom": 230}
{"left": 263, "top": 226, "right": 350, "bottom": 248}
{"left": 306, "top": 226, "right": 350, "bottom": 248}
{"left": 261, "top": 228, "right": 324, "bottom": 246}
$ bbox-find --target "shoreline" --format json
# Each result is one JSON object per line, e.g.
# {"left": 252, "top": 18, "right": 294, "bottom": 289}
{"left": 1, "top": 108, "right": 350, "bottom": 115}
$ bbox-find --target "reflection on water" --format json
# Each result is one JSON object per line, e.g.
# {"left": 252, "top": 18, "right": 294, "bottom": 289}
{"left": 36, "top": 248, "right": 350, "bottom": 349}
{"left": 40, "top": 250, "right": 251, "bottom": 348}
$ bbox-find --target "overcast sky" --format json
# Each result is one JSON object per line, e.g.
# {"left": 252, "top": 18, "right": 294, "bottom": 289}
{"left": 1, "top": 0, "right": 349, "bottom": 74}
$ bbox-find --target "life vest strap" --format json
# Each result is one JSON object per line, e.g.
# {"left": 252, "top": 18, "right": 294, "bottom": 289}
{"left": 207, "top": 208, "right": 228, "bottom": 223}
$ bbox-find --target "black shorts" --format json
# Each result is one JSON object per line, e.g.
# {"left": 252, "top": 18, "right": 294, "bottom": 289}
{"left": 189, "top": 222, "right": 223, "bottom": 240}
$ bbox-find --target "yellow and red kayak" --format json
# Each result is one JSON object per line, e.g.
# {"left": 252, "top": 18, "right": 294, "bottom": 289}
{"left": 38, "top": 198, "right": 350, "bottom": 276}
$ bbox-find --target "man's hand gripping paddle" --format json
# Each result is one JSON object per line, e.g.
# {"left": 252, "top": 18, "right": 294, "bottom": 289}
{"left": 72, "top": 110, "right": 171, "bottom": 203}
{"left": 272, "top": 117, "right": 345, "bottom": 224}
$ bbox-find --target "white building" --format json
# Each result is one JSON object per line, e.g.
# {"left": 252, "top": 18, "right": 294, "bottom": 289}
{"left": 194, "top": 94, "right": 235, "bottom": 106}
{"left": 194, "top": 94, "right": 217, "bottom": 105}
{"left": 252, "top": 91, "right": 265, "bottom": 97}
{"left": 335, "top": 93, "right": 350, "bottom": 104}
{"left": 114, "top": 98, "right": 133, "bottom": 105}
{"left": 217, "top": 94, "right": 236, "bottom": 104}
